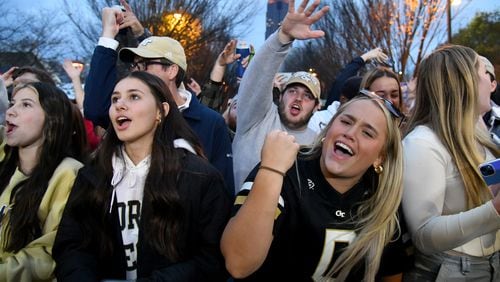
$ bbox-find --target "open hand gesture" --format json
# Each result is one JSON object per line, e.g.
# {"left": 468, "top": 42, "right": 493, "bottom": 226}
{"left": 279, "top": 0, "right": 330, "bottom": 43}
{"left": 119, "top": 0, "right": 145, "bottom": 37}
{"left": 62, "top": 59, "right": 83, "bottom": 80}
{"left": 217, "top": 40, "right": 241, "bottom": 66}
{"left": 1, "top": 66, "right": 18, "bottom": 88}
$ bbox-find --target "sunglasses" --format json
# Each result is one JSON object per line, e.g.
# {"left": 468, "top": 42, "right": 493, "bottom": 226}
{"left": 129, "top": 60, "right": 172, "bottom": 71}
{"left": 358, "top": 89, "right": 403, "bottom": 119}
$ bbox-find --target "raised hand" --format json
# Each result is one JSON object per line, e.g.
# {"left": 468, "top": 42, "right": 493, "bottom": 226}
{"left": 101, "top": 7, "right": 124, "bottom": 39}
{"left": 260, "top": 130, "right": 300, "bottom": 175}
{"left": 62, "top": 59, "right": 82, "bottom": 81}
{"left": 1, "top": 66, "right": 18, "bottom": 88}
{"left": 186, "top": 78, "right": 202, "bottom": 96}
{"left": 119, "top": 0, "right": 145, "bottom": 37}
{"left": 273, "top": 73, "right": 291, "bottom": 91}
{"left": 361, "top": 47, "right": 389, "bottom": 64}
{"left": 279, "top": 0, "right": 330, "bottom": 43}
{"left": 217, "top": 40, "right": 241, "bottom": 66}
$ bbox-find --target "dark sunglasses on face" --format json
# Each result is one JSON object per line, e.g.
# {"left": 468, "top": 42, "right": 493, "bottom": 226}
{"left": 358, "top": 89, "right": 403, "bottom": 119}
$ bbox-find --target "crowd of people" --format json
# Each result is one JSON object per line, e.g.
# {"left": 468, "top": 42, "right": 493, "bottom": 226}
{"left": 0, "top": 0, "right": 498, "bottom": 281}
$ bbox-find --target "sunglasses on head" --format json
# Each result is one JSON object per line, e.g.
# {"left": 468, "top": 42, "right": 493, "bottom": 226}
{"left": 358, "top": 89, "right": 403, "bottom": 119}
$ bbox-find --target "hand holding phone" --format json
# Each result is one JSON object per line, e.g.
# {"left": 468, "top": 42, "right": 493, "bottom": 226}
{"left": 235, "top": 41, "right": 250, "bottom": 78}
{"left": 479, "top": 158, "right": 500, "bottom": 186}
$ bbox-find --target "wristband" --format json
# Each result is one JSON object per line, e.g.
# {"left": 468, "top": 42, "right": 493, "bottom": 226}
{"left": 259, "top": 165, "right": 286, "bottom": 177}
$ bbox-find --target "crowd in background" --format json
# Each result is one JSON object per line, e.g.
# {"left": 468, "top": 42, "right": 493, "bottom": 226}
{"left": 0, "top": 0, "right": 499, "bottom": 281}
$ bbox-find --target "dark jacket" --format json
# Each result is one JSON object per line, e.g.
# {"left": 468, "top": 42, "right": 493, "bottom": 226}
{"left": 83, "top": 46, "right": 235, "bottom": 195}
{"left": 198, "top": 80, "right": 226, "bottom": 113}
{"left": 53, "top": 150, "right": 232, "bottom": 281}
{"left": 325, "top": 56, "right": 366, "bottom": 107}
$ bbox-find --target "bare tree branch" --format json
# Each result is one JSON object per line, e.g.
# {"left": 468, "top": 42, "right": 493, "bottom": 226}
{"left": 283, "top": 0, "right": 470, "bottom": 99}
{"left": 0, "top": 8, "right": 69, "bottom": 61}
{"left": 62, "top": 0, "right": 258, "bottom": 82}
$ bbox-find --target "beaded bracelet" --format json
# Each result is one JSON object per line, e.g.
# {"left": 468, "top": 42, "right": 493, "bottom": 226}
{"left": 259, "top": 165, "right": 286, "bottom": 177}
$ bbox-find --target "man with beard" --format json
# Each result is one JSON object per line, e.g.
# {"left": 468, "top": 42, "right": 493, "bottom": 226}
{"left": 232, "top": 15, "right": 324, "bottom": 191}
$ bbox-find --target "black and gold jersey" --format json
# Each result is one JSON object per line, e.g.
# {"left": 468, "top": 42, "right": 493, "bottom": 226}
{"left": 232, "top": 156, "right": 411, "bottom": 281}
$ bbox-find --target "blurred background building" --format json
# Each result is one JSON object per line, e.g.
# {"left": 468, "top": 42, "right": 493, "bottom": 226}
{"left": 266, "top": 0, "right": 289, "bottom": 39}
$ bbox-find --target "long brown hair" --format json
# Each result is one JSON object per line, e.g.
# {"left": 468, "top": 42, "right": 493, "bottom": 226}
{"left": 66, "top": 71, "right": 205, "bottom": 260}
{"left": 0, "top": 82, "right": 85, "bottom": 252}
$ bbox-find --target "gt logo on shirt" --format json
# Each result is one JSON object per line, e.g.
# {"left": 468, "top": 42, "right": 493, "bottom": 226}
{"left": 335, "top": 210, "right": 346, "bottom": 218}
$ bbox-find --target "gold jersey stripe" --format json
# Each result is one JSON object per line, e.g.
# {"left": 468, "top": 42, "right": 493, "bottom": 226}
{"left": 234, "top": 195, "right": 281, "bottom": 219}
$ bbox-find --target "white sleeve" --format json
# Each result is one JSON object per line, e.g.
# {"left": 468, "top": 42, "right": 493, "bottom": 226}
{"left": 402, "top": 134, "right": 500, "bottom": 254}
{"left": 97, "top": 37, "right": 119, "bottom": 50}
{"left": 307, "top": 102, "right": 338, "bottom": 134}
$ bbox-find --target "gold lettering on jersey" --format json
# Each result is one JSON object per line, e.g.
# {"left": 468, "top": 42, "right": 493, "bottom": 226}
{"left": 312, "top": 229, "right": 356, "bottom": 280}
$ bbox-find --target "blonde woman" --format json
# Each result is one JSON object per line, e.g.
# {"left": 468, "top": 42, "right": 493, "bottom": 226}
{"left": 402, "top": 45, "right": 500, "bottom": 281}
{"left": 221, "top": 93, "right": 408, "bottom": 281}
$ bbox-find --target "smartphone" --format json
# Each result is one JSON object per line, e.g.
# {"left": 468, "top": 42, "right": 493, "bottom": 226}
{"left": 479, "top": 158, "right": 500, "bottom": 185}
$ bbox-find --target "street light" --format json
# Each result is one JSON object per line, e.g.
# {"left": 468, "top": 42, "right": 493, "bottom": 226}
{"left": 156, "top": 10, "right": 203, "bottom": 57}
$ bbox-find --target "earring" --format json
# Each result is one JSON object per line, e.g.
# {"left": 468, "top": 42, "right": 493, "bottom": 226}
{"left": 374, "top": 164, "right": 384, "bottom": 174}
{"left": 321, "top": 137, "right": 325, "bottom": 143}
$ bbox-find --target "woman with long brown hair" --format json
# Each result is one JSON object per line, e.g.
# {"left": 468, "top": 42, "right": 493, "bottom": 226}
{"left": 0, "top": 82, "right": 84, "bottom": 280}
{"left": 53, "top": 72, "right": 231, "bottom": 281}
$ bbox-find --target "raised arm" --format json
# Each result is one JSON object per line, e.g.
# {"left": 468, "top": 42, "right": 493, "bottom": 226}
{"left": 237, "top": 0, "right": 329, "bottom": 134}
{"left": 63, "top": 59, "right": 85, "bottom": 110}
{"left": 119, "top": 0, "right": 148, "bottom": 39}
{"left": 278, "top": 0, "right": 329, "bottom": 42}
{"left": 198, "top": 40, "right": 241, "bottom": 111}
{"left": 325, "top": 48, "right": 388, "bottom": 106}
{"left": 1, "top": 66, "right": 17, "bottom": 89}
{"left": 221, "top": 130, "right": 299, "bottom": 278}
{"left": 83, "top": 7, "right": 123, "bottom": 127}
{"left": 212, "top": 40, "right": 240, "bottom": 83}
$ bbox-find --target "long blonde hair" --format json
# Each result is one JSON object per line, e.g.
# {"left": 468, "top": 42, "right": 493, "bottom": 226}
{"left": 404, "top": 45, "right": 500, "bottom": 209}
{"left": 302, "top": 96, "right": 403, "bottom": 281}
